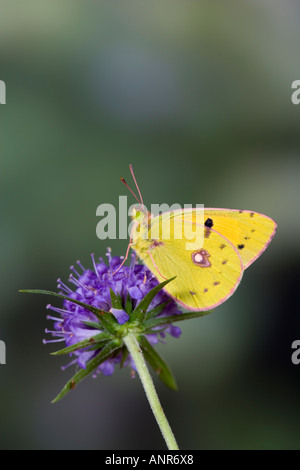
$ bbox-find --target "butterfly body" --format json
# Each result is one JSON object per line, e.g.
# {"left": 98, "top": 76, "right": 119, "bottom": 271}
{"left": 131, "top": 207, "right": 276, "bottom": 311}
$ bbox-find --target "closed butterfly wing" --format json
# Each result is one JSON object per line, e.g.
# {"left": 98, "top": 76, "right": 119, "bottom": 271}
{"left": 132, "top": 216, "right": 244, "bottom": 311}
{"left": 168, "top": 208, "right": 276, "bottom": 269}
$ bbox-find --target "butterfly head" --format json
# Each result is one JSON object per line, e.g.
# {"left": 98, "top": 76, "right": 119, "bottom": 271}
{"left": 131, "top": 204, "right": 151, "bottom": 225}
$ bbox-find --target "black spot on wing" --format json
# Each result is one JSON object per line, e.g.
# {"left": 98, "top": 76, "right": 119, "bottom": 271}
{"left": 237, "top": 244, "right": 245, "bottom": 250}
{"left": 204, "top": 218, "right": 213, "bottom": 228}
{"left": 250, "top": 212, "right": 255, "bottom": 217}
{"left": 220, "top": 244, "right": 226, "bottom": 250}
{"left": 222, "top": 259, "right": 228, "bottom": 265}
{"left": 213, "top": 281, "right": 220, "bottom": 286}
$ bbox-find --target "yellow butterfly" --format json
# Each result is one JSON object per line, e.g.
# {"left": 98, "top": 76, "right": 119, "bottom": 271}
{"left": 120, "top": 166, "right": 277, "bottom": 312}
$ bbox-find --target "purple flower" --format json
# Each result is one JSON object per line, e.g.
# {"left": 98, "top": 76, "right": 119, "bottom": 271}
{"left": 44, "top": 251, "right": 182, "bottom": 377}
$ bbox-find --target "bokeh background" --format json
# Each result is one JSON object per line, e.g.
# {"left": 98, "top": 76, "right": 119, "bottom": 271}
{"left": 1, "top": 0, "right": 300, "bottom": 450}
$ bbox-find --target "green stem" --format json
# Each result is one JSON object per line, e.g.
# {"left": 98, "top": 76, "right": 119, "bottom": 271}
{"left": 123, "top": 332, "right": 179, "bottom": 450}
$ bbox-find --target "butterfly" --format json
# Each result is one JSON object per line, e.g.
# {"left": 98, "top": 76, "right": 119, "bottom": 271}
{"left": 119, "top": 165, "right": 277, "bottom": 312}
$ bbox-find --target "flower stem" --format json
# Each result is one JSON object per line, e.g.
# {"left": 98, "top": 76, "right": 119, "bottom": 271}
{"left": 123, "top": 332, "right": 179, "bottom": 450}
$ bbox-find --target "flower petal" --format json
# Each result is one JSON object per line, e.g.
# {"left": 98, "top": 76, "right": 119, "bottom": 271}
{"left": 99, "top": 360, "right": 115, "bottom": 376}
{"left": 110, "top": 308, "right": 129, "bottom": 325}
{"left": 128, "top": 286, "right": 143, "bottom": 299}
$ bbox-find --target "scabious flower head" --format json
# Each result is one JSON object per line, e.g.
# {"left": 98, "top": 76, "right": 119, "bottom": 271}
{"left": 44, "top": 251, "right": 182, "bottom": 378}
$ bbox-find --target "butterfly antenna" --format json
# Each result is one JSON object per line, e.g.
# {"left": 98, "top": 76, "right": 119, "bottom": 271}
{"left": 129, "top": 164, "right": 144, "bottom": 206}
{"left": 117, "top": 165, "right": 144, "bottom": 274}
{"left": 120, "top": 177, "right": 141, "bottom": 204}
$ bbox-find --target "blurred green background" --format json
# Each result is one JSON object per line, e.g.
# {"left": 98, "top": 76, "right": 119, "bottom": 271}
{"left": 1, "top": 0, "right": 300, "bottom": 449}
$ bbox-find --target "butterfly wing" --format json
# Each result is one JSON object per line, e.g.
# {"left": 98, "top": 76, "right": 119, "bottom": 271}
{"left": 132, "top": 217, "right": 244, "bottom": 311}
{"left": 167, "top": 208, "right": 277, "bottom": 269}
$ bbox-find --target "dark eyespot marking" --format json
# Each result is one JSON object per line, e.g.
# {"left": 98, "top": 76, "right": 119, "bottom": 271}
{"left": 204, "top": 218, "right": 213, "bottom": 238}
{"left": 204, "top": 288, "right": 208, "bottom": 293}
{"left": 190, "top": 291, "right": 196, "bottom": 295}
{"left": 244, "top": 236, "right": 250, "bottom": 240}
{"left": 204, "top": 218, "right": 214, "bottom": 228}
{"left": 237, "top": 244, "right": 245, "bottom": 250}
{"left": 250, "top": 212, "right": 255, "bottom": 217}
{"left": 222, "top": 259, "right": 228, "bottom": 265}
{"left": 220, "top": 244, "right": 226, "bottom": 250}
{"left": 192, "top": 249, "right": 211, "bottom": 268}
{"left": 251, "top": 229, "right": 255, "bottom": 233}
{"left": 214, "top": 281, "right": 220, "bottom": 286}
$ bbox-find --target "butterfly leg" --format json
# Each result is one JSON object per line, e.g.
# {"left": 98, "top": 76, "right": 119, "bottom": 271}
{"left": 112, "top": 221, "right": 138, "bottom": 275}
{"left": 112, "top": 242, "right": 133, "bottom": 276}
